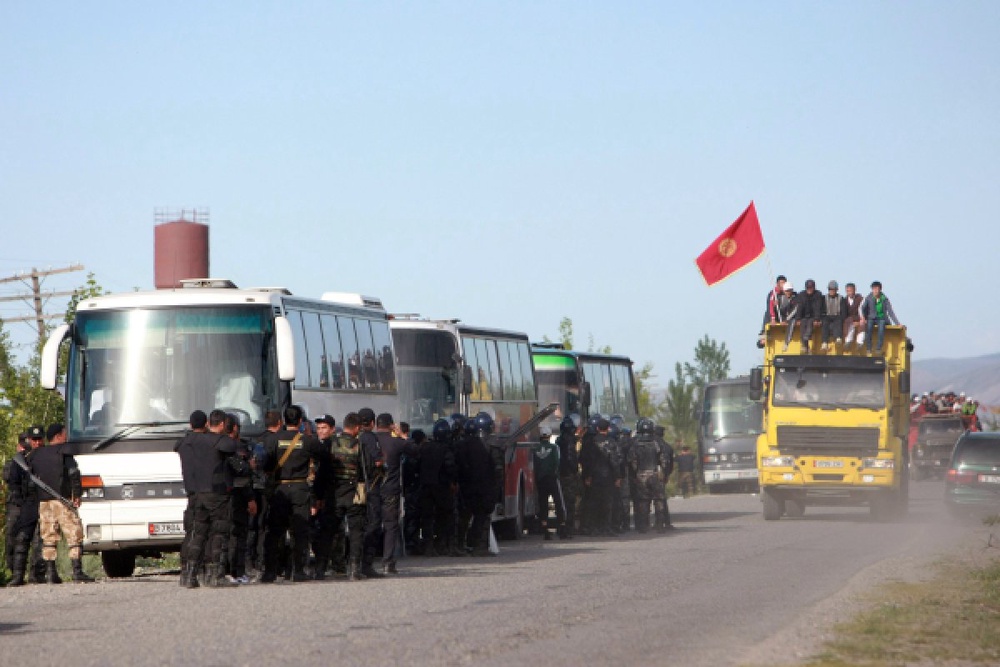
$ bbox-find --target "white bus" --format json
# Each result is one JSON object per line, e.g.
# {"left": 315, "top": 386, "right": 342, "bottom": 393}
{"left": 40, "top": 279, "right": 397, "bottom": 577}
{"left": 390, "top": 318, "right": 540, "bottom": 538}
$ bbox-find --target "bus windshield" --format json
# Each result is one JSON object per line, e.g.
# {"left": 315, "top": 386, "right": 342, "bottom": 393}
{"left": 392, "top": 328, "right": 461, "bottom": 431}
{"left": 772, "top": 368, "right": 884, "bottom": 410}
{"left": 703, "top": 384, "right": 763, "bottom": 440}
{"left": 67, "top": 306, "right": 279, "bottom": 439}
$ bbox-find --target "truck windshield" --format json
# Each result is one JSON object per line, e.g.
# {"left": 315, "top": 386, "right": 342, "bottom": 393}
{"left": 67, "top": 306, "right": 278, "bottom": 440}
{"left": 392, "top": 328, "right": 461, "bottom": 431}
{"left": 772, "top": 367, "right": 884, "bottom": 409}
{"left": 703, "top": 384, "right": 763, "bottom": 439}
{"left": 920, "top": 419, "right": 964, "bottom": 436}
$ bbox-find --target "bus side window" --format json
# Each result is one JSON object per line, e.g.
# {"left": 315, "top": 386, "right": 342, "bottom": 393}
{"left": 371, "top": 320, "right": 395, "bottom": 392}
{"left": 463, "top": 338, "right": 480, "bottom": 400}
{"left": 356, "top": 319, "right": 379, "bottom": 390}
{"left": 338, "top": 316, "right": 361, "bottom": 389}
{"left": 320, "top": 314, "right": 345, "bottom": 389}
{"left": 288, "top": 310, "right": 310, "bottom": 388}
{"left": 517, "top": 343, "right": 536, "bottom": 401}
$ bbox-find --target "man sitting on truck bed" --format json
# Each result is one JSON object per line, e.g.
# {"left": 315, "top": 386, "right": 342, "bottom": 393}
{"left": 783, "top": 279, "right": 823, "bottom": 352}
{"left": 860, "top": 281, "right": 900, "bottom": 355}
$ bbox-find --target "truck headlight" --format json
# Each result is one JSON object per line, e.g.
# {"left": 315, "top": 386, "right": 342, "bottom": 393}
{"left": 761, "top": 456, "right": 796, "bottom": 467}
{"left": 862, "top": 458, "right": 894, "bottom": 469}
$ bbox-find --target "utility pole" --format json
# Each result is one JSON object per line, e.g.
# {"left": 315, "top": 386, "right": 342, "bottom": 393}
{"left": 0, "top": 265, "right": 84, "bottom": 341}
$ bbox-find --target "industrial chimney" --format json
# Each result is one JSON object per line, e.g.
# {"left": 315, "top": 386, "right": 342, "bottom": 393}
{"left": 154, "top": 208, "right": 210, "bottom": 289}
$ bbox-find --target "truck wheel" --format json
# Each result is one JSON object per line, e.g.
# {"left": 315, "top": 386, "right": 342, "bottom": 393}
{"left": 101, "top": 550, "right": 136, "bottom": 578}
{"left": 785, "top": 499, "right": 806, "bottom": 518}
{"left": 762, "top": 489, "right": 784, "bottom": 521}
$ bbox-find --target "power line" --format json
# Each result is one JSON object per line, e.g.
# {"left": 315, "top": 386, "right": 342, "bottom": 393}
{"left": 0, "top": 265, "right": 84, "bottom": 341}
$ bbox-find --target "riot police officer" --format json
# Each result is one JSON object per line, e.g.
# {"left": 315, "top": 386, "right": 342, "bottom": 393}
{"left": 4, "top": 432, "right": 38, "bottom": 586}
{"left": 579, "top": 418, "right": 619, "bottom": 536}
{"left": 556, "top": 415, "right": 581, "bottom": 538}
{"left": 418, "top": 419, "right": 458, "bottom": 556}
{"left": 314, "top": 412, "right": 368, "bottom": 581}
{"left": 628, "top": 419, "right": 669, "bottom": 533}
{"left": 455, "top": 414, "right": 496, "bottom": 556}
{"left": 654, "top": 425, "right": 676, "bottom": 530}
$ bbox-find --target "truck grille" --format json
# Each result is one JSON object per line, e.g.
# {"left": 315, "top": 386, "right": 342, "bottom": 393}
{"left": 776, "top": 426, "right": 880, "bottom": 453}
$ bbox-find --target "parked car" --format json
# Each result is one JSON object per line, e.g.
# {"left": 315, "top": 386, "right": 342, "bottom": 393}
{"left": 945, "top": 432, "right": 1000, "bottom": 519}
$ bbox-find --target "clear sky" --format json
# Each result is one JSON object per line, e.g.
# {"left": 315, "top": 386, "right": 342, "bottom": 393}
{"left": 2, "top": 2, "right": 998, "bottom": 386}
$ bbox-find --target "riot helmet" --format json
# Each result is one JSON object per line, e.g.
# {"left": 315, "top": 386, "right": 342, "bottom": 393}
{"left": 463, "top": 418, "right": 478, "bottom": 435}
{"left": 450, "top": 413, "right": 467, "bottom": 437}
{"left": 587, "top": 413, "right": 603, "bottom": 430}
{"left": 559, "top": 415, "right": 577, "bottom": 433}
{"left": 432, "top": 418, "right": 452, "bottom": 442}
{"left": 474, "top": 412, "right": 495, "bottom": 436}
{"left": 636, "top": 418, "right": 655, "bottom": 436}
{"left": 609, "top": 414, "right": 626, "bottom": 430}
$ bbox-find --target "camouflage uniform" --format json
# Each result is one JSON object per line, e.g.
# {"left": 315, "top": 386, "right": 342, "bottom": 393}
{"left": 39, "top": 500, "right": 84, "bottom": 560}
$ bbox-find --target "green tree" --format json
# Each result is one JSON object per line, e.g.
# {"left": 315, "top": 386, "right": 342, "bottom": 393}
{"left": 634, "top": 361, "right": 657, "bottom": 418}
{"left": 682, "top": 335, "right": 731, "bottom": 399}
{"left": 660, "top": 362, "right": 698, "bottom": 443}
{"left": 65, "top": 272, "right": 108, "bottom": 324}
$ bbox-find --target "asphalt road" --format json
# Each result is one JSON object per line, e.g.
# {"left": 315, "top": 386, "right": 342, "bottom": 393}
{"left": 0, "top": 480, "right": 980, "bottom": 667}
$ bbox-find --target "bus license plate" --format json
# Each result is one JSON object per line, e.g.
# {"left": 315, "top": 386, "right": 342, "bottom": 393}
{"left": 149, "top": 522, "right": 184, "bottom": 536}
{"left": 814, "top": 461, "right": 843, "bottom": 468}
{"left": 978, "top": 475, "right": 1000, "bottom": 484}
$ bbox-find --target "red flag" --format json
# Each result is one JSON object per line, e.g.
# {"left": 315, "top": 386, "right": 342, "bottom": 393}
{"left": 695, "top": 201, "right": 766, "bottom": 286}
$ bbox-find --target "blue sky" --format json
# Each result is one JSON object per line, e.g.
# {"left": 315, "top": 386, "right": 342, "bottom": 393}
{"left": 2, "top": 2, "right": 998, "bottom": 388}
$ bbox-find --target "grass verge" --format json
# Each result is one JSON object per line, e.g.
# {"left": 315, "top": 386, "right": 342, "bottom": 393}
{"left": 804, "top": 544, "right": 1000, "bottom": 666}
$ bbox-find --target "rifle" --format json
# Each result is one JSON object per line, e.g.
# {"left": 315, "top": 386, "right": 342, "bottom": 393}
{"left": 12, "top": 452, "right": 80, "bottom": 518}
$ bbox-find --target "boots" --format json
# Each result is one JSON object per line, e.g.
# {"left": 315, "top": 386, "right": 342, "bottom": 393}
{"left": 201, "top": 563, "right": 237, "bottom": 588}
{"left": 71, "top": 559, "right": 95, "bottom": 583}
{"left": 45, "top": 560, "right": 62, "bottom": 585}
{"left": 182, "top": 562, "right": 200, "bottom": 589}
{"left": 8, "top": 547, "right": 28, "bottom": 586}
{"left": 347, "top": 558, "right": 363, "bottom": 581}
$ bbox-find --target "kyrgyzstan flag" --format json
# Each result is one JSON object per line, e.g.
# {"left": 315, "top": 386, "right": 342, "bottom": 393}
{"left": 695, "top": 201, "right": 766, "bottom": 286}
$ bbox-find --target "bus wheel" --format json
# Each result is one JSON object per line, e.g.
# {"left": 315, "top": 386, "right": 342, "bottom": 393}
{"left": 785, "top": 499, "right": 806, "bottom": 518}
{"left": 762, "top": 489, "right": 784, "bottom": 521}
{"left": 495, "top": 480, "right": 526, "bottom": 541}
{"left": 101, "top": 550, "right": 136, "bottom": 578}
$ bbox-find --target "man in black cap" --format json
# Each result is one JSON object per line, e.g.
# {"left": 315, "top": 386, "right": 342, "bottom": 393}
{"left": 820, "top": 280, "right": 847, "bottom": 351}
{"left": 30, "top": 423, "right": 93, "bottom": 583}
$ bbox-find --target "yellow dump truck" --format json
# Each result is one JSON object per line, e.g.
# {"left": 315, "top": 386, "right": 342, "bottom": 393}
{"left": 751, "top": 324, "right": 912, "bottom": 520}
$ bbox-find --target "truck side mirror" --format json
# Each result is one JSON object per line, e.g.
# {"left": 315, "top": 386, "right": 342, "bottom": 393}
{"left": 581, "top": 381, "right": 592, "bottom": 409}
{"left": 749, "top": 367, "right": 763, "bottom": 402}
{"left": 274, "top": 316, "right": 296, "bottom": 382}
{"left": 462, "top": 364, "right": 474, "bottom": 396}
{"left": 40, "top": 324, "right": 71, "bottom": 390}
{"left": 898, "top": 370, "right": 910, "bottom": 396}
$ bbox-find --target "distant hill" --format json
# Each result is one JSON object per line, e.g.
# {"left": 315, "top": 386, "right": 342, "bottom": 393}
{"left": 912, "top": 353, "right": 1000, "bottom": 406}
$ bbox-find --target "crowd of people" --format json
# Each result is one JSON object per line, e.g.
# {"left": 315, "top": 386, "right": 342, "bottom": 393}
{"left": 3, "top": 406, "right": 685, "bottom": 588}
{"left": 759, "top": 276, "right": 901, "bottom": 354}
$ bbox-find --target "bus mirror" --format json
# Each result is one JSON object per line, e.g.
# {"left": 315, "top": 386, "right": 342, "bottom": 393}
{"left": 898, "top": 370, "right": 910, "bottom": 396}
{"left": 462, "top": 365, "right": 473, "bottom": 396}
{"left": 749, "top": 367, "right": 763, "bottom": 401}
{"left": 274, "top": 316, "right": 296, "bottom": 382}
{"left": 581, "top": 382, "right": 591, "bottom": 409}
{"left": 40, "top": 324, "right": 70, "bottom": 390}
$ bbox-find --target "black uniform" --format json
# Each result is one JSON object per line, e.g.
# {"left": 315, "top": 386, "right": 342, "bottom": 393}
{"left": 655, "top": 435, "right": 676, "bottom": 529}
{"left": 579, "top": 431, "right": 619, "bottom": 535}
{"left": 454, "top": 432, "right": 495, "bottom": 553}
{"left": 224, "top": 438, "right": 254, "bottom": 579}
{"left": 360, "top": 429, "right": 383, "bottom": 574}
{"left": 3, "top": 454, "right": 38, "bottom": 585}
{"left": 314, "top": 431, "right": 367, "bottom": 579}
{"left": 556, "top": 429, "right": 581, "bottom": 535}
{"left": 260, "top": 428, "right": 327, "bottom": 581}
{"left": 417, "top": 435, "right": 457, "bottom": 555}
{"left": 369, "top": 431, "right": 417, "bottom": 570}
{"left": 176, "top": 431, "right": 238, "bottom": 585}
